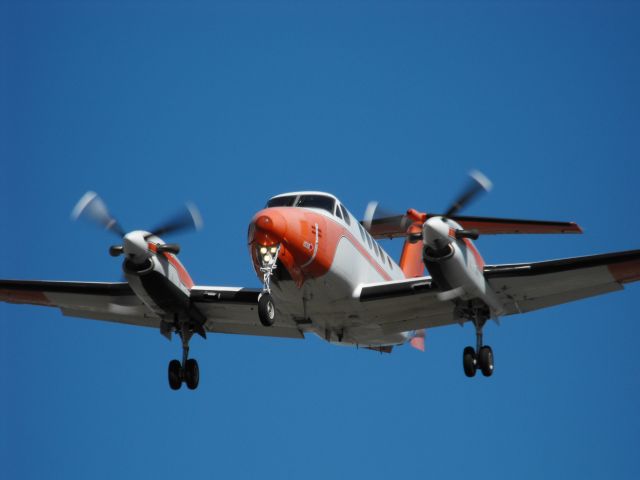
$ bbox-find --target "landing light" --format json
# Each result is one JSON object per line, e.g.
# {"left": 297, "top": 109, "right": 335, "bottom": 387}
{"left": 257, "top": 244, "right": 280, "bottom": 267}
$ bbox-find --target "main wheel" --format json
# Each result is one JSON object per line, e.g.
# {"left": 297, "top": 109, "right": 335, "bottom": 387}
{"left": 463, "top": 346, "right": 477, "bottom": 377}
{"left": 168, "top": 359, "right": 182, "bottom": 390}
{"left": 258, "top": 293, "right": 276, "bottom": 327}
{"left": 478, "top": 346, "right": 494, "bottom": 377}
{"left": 184, "top": 358, "right": 200, "bottom": 390}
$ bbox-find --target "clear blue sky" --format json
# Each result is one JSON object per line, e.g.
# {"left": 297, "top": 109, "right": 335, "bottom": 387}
{"left": 1, "top": 1, "right": 639, "bottom": 478}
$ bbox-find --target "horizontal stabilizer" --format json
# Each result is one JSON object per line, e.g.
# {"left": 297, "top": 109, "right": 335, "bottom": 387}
{"left": 364, "top": 214, "right": 582, "bottom": 239}
{"left": 448, "top": 215, "right": 582, "bottom": 235}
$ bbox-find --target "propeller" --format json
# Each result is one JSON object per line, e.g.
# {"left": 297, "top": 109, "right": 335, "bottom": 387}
{"left": 147, "top": 203, "right": 203, "bottom": 238}
{"left": 362, "top": 170, "right": 493, "bottom": 245}
{"left": 443, "top": 170, "right": 492, "bottom": 218}
{"left": 72, "top": 191, "right": 203, "bottom": 261}
{"left": 71, "top": 191, "right": 125, "bottom": 237}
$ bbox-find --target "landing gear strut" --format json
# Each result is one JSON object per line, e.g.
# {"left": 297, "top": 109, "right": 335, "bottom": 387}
{"left": 168, "top": 323, "right": 200, "bottom": 390}
{"left": 462, "top": 315, "right": 494, "bottom": 378}
{"left": 258, "top": 246, "right": 280, "bottom": 327}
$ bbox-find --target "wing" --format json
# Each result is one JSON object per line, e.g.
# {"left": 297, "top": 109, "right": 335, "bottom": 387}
{"left": 0, "top": 279, "right": 304, "bottom": 340}
{"left": 353, "top": 248, "right": 639, "bottom": 338}
{"left": 190, "top": 286, "right": 304, "bottom": 339}
{"left": 354, "top": 277, "right": 458, "bottom": 337}
{"left": 484, "top": 249, "right": 640, "bottom": 315}
{"left": 0, "top": 279, "right": 158, "bottom": 327}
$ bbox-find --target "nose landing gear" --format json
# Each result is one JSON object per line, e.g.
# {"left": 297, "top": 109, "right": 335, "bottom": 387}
{"left": 168, "top": 323, "right": 200, "bottom": 390}
{"left": 258, "top": 245, "right": 280, "bottom": 327}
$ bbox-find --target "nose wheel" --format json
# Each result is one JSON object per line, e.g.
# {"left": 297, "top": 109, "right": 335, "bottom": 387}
{"left": 462, "top": 315, "right": 494, "bottom": 378}
{"left": 168, "top": 324, "right": 200, "bottom": 390}
{"left": 258, "top": 293, "right": 276, "bottom": 327}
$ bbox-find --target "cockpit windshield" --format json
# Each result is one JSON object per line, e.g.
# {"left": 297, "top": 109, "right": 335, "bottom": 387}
{"left": 266, "top": 195, "right": 296, "bottom": 208}
{"left": 295, "top": 195, "right": 335, "bottom": 213}
{"left": 266, "top": 193, "right": 336, "bottom": 214}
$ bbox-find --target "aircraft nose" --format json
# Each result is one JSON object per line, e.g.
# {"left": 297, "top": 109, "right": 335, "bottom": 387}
{"left": 252, "top": 210, "right": 287, "bottom": 244}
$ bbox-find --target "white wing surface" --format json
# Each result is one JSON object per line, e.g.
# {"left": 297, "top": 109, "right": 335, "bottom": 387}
{"left": 0, "top": 280, "right": 303, "bottom": 339}
{"left": 484, "top": 249, "right": 640, "bottom": 315}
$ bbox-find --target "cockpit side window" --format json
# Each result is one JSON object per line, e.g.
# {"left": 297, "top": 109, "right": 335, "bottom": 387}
{"left": 335, "top": 204, "right": 344, "bottom": 220}
{"left": 266, "top": 195, "right": 297, "bottom": 208}
{"left": 340, "top": 205, "right": 351, "bottom": 226}
{"left": 296, "top": 195, "right": 335, "bottom": 214}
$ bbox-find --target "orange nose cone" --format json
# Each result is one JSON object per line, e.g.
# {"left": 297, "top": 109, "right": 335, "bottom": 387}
{"left": 253, "top": 210, "right": 287, "bottom": 244}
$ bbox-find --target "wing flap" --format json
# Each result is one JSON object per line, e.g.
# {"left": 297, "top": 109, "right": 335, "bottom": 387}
{"left": 355, "top": 277, "right": 458, "bottom": 338}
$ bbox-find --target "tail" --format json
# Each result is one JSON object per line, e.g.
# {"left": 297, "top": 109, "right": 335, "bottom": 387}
{"left": 399, "top": 219, "right": 425, "bottom": 278}
{"left": 409, "top": 330, "right": 425, "bottom": 352}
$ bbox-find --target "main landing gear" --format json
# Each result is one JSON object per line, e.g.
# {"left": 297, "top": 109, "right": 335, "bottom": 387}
{"left": 168, "top": 324, "right": 200, "bottom": 390}
{"left": 462, "top": 316, "right": 494, "bottom": 378}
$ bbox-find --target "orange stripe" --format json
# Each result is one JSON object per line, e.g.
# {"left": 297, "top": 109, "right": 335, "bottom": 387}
{"left": 164, "top": 253, "right": 195, "bottom": 289}
{"left": 321, "top": 216, "right": 393, "bottom": 281}
{"left": 147, "top": 242, "right": 194, "bottom": 289}
{"left": 463, "top": 238, "right": 485, "bottom": 270}
{"left": 340, "top": 231, "right": 393, "bottom": 282}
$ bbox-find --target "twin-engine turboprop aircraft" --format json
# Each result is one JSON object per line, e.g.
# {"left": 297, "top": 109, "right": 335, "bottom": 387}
{"left": 1, "top": 173, "right": 639, "bottom": 389}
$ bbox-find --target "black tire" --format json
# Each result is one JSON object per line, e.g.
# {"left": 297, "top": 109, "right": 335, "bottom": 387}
{"left": 478, "top": 346, "right": 494, "bottom": 377}
{"left": 463, "top": 346, "right": 477, "bottom": 377}
{"left": 168, "top": 359, "right": 182, "bottom": 390}
{"left": 184, "top": 358, "right": 199, "bottom": 390}
{"left": 258, "top": 293, "right": 276, "bottom": 327}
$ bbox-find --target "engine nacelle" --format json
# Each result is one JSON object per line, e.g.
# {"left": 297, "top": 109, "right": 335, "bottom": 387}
{"left": 422, "top": 217, "right": 457, "bottom": 260}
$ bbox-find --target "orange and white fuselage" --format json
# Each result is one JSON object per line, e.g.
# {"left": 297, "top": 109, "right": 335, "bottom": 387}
{"left": 247, "top": 191, "right": 495, "bottom": 348}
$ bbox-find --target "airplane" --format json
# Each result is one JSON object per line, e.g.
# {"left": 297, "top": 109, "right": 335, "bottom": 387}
{"left": 1, "top": 172, "right": 638, "bottom": 390}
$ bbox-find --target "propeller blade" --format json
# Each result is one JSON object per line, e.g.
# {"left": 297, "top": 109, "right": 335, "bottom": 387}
{"left": 148, "top": 202, "right": 203, "bottom": 238}
{"left": 362, "top": 201, "right": 411, "bottom": 235}
{"left": 443, "top": 170, "right": 493, "bottom": 218}
{"left": 362, "top": 201, "right": 380, "bottom": 231}
{"left": 71, "top": 191, "right": 125, "bottom": 237}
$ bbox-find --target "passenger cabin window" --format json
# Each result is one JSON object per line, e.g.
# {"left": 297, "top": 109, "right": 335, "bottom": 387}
{"left": 296, "top": 195, "right": 335, "bottom": 214}
{"left": 358, "top": 223, "right": 366, "bottom": 242}
{"left": 365, "top": 231, "right": 373, "bottom": 250}
{"left": 266, "top": 195, "right": 296, "bottom": 208}
{"left": 340, "top": 205, "right": 351, "bottom": 225}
